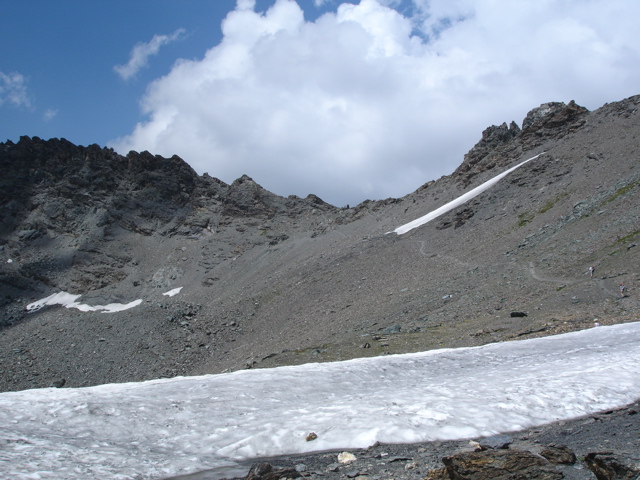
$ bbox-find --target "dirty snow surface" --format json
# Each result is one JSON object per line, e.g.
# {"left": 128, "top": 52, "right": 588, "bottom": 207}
{"left": 0, "top": 321, "right": 639, "bottom": 479}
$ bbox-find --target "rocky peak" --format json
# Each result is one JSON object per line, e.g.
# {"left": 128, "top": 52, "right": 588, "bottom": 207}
{"left": 223, "top": 174, "right": 287, "bottom": 217}
{"left": 231, "top": 174, "right": 257, "bottom": 187}
{"left": 483, "top": 121, "right": 521, "bottom": 144}
{"left": 521, "top": 100, "right": 588, "bottom": 131}
{"left": 451, "top": 100, "right": 590, "bottom": 187}
{"left": 305, "top": 193, "right": 330, "bottom": 206}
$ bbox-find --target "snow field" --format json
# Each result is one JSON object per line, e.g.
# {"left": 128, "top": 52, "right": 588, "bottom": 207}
{"left": 0, "top": 321, "right": 638, "bottom": 479}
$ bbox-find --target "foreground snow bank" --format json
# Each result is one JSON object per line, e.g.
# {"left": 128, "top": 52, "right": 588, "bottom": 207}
{"left": 0, "top": 321, "right": 638, "bottom": 480}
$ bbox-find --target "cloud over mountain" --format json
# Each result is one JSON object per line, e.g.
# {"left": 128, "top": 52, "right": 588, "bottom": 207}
{"left": 111, "top": 0, "right": 640, "bottom": 206}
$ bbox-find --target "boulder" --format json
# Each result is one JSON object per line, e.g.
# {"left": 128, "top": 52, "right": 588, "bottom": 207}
{"left": 244, "top": 462, "right": 301, "bottom": 480}
{"left": 440, "top": 449, "right": 562, "bottom": 480}
{"left": 584, "top": 451, "right": 640, "bottom": 480}
{"left": 539, "top": 445, "right": 576, "bottom": 465}
{"left": 338, "top": 452, "right": 357, "bottom": 464}
{"left": 478, "top": 434, "right": 513, "bottom": 450}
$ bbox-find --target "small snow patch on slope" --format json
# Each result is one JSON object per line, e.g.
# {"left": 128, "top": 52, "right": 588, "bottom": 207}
{"left": 26, "top": 292, "right": 142, "bottom": 313}
{"left": 163, "top": 287, "right": 183, "bottom": 297}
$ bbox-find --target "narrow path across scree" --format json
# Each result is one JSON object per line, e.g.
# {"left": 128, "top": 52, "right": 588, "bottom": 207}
{"left": 408, "top": 246, "right": 623, "bottom": 301}
{"left": 528, "top": 261, "right": 620, "bottom": 299}
{"left": 413, "top": 240, "right": 476, "bottom": 268}
{"left": 527, "top": 261, "right": 575, "bottom": 285}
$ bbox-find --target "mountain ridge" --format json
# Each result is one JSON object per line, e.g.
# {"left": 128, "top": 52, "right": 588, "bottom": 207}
{"left": 0, "top": 94, "right": 638, "bottom": 393}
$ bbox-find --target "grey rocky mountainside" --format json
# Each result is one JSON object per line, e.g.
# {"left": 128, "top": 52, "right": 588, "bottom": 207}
{"left": 0, "top": 95, "right": 638, "bottom": 394}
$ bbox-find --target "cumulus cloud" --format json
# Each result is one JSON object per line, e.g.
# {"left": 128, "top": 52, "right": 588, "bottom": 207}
{"left": 111, "top": 0, "right": 640, "bottom": 206}
{"left": 0, "top": 71, "right": 32, "bottom": 108}
{"left": 114, "top": 28, "right": 186, "bottom": 80}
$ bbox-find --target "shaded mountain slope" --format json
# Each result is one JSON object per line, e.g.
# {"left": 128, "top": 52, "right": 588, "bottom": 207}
{"left": 0, "top": 95, "right": 638, "bottom": 392}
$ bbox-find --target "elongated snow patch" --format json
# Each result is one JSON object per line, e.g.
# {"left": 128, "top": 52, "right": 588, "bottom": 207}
{"left": 26, "top": 292, "right": 142, "bottom": 313}
{"left": 392, "top": 152, "right": 545, "bottom": 235}
{"left": 163, "top": 287, "right": 183, "bottom": 297}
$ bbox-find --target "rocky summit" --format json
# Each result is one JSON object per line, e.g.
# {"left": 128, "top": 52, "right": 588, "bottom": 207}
{"left": 1, "top": 95, "right": 639, "bottom": 397}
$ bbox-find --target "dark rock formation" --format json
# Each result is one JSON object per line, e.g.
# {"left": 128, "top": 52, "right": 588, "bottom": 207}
{"left": 584, "top": 452, "right": 640, "bottom": 480}
{"left": 478, "top": 434, "right": 513, "bottom": 451}
{"left": 454, "top": 121, "right": 521, "bottom": 181}
{"left": 521, "top": 100, "right": 589, "bottom": 132}
{"left": 429, "top": 447, "right": 638, "bottom": 480}
{"left": 539, "top": 445, "right": 576, "bottom": 465}
{"left": 0, "top": 137, "right": 199, "bottom": 238}
{"left": 453, "top": 99, "right": 591, "bottom": 186}
{"left": 0, "top": 135, "right": 340, "bottom": 321}
{"left": 437, "top": 449, "right": 563, "bottom": 480}
{"left": 243, "top": 462, "right": 301, "bottom": 480}
{"left": 0, "top": 136, "right": 338, "bottom": 241}
{"left": 436, "top": 207, "right": 475, "bottom": 229}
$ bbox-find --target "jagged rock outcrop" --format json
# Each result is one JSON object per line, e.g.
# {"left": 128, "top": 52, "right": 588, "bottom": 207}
{"left": 0, "top": 137, "right": 200, "bottom": 238}
{"left": 426, "top": 437, "right": 575, "bottom": 480}
{"left": 223, "top": 174, "right": 285, "bottom": 217}
{"left": 0, "top": 136, "right": 340, "bottom": 239}
{"left": 454, "top": 121, "right": 521, "bottom": 180}
{"left": 521, "top": 100, "right": 588, "bottom": 131}
{"left": 453, "top": 100, "right": 590, "bottom": 187}
{"left": 436, "top": 207, "right": 474, "bottom": 230}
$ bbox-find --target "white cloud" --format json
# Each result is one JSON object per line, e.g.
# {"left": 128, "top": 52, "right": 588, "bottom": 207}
{"left": 0, "top": 71, "right": 32, "bottom": 108}
{"left": 43, "top": 108, "right": 58, "bottom": 122}
{"left": 114, "top": 28, "right": 186, "bottom": 80}
{"left": 111, "top": 0, "right": 640, "bottom": 207}
{"left": 237, "top": 0, "right": 256, "bottom": 10}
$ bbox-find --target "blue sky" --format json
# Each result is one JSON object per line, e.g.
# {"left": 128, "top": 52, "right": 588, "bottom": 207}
{"left": 0, "top": 1, "right": 349, "bottom": 145}
{"left": 2, "top": 0, "right": 639, "bottom": 206}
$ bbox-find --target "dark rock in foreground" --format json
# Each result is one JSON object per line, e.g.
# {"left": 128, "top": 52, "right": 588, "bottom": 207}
{"left": 584, "top": 451, "right": 640, "bottom": 480}
{"left": 437, "top": 449, "right": 563, "bottom": 479}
